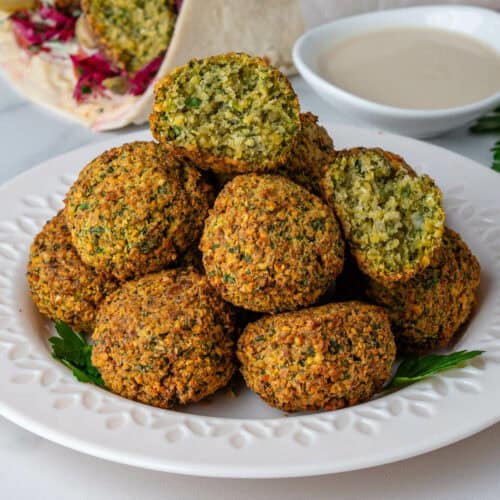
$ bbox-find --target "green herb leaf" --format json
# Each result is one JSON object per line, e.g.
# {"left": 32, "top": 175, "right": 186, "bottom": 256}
{"left": 185, "top": 96, "right": 202, "bottom": 108}
{"left": 49, "top": 321, "right": 105, "bottom": 388}
{"left": 386, "top": 350, "right": 484, "bottom": 389}
{"left": 89, "top": 226, "right": 104, "bottom": 235}
{"left": 470, "top": 106, "right": 500, "bottom": 134}
{"left": 50, "top": 321, "right": 87, "bottom": 365}
{"left": 470, "top": 108, "right": 500, "bottom": 171}
{"left": 223, "top": 273, "right": 236, "bottom": 284}
{"left": 492, "top": 140, "right": 500, "bottom": 173}
{"left": 311, "top": 218, "right": 325, "bottom": 231}
{"left": 170, "top": 125, "right": 182, "bottom": 138}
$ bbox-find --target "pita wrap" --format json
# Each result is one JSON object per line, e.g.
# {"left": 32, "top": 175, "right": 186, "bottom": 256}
{"left": 0, "top": 0, "right": 304, "bottom": 130}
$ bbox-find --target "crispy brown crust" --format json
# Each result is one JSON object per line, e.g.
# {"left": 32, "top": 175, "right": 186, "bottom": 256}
{"left": 200, "top": 174, "right": 345, "bottom": 313}
{"left": 277, "top": 112, "right": 335, "bottom": 194}
{"left": 27, "top": 211, "right": 117, "bottom": 333}
{"left": 150, "top": 53, "right": 301, "bottom": 175}
{"left": 157, "top": 139, "right": 299, "bottom": 176}
{"left": 64, "top": 141, "right": 213, "bottom": 281}
{"left": 366, "top": 227, "right": 481, "bottom": 354}
{"left": 92, "top": 268, "right": 236, "bottom": 408}
{"left": 237, "top": 301, "right": 396, "bottom": 412}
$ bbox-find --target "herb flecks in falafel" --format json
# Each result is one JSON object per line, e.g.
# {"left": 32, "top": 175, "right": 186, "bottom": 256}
{"left": 366, "top": 228, "right": 480, "bottom": 354}
{"left": 278, "top": 112, "right": 335, "bottom": 194}
{"left": 92, "top": 268, "right": 236, "bottom": 409}
{"left": 65, "top": 141, "right": 213, "bottom": 281}
{"left": 27, "top": 211, "right": 117, "bottom": 333}
{"left": 237, "top": 301, "right": 396, "bottom": 412}
{"left": 321, "top": 147, "right": 445, "bottom": 283}
{"left": 200, "top": 174, "right": 344, "bottom": 313}
{"left": 82, "top": 0, "right": 177, "bottom": 74}
{"left": 150, "top": 53, "right": 301, "bottom": 175}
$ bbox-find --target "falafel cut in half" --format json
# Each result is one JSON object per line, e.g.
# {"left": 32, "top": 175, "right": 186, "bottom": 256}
{"left": 27, "top": 211, "right": 117, "bottom": 333}
{"left": 81, "top": 0, "right": 177, "bottom": 74}
{"left": 150, "top": 53, "right": 301, "bottom": 175}
{"left": 366, "top": 227, "right": 480, "bottom": 354}
{"left": 278, "top": 112, "right": 335, "bottom": 194}
{"left": 320, "top": 147, "right": 445, "bottom": 283}
{"left": 237, "top": 301, "right": 396, "bottom": 412}
{"left": 65, "top": 141, "right": 213, "bottom": 281}
{"left": 200, "top": 174, "right": 345, "bottom": 313}
{"left": 92, "top": 268, "right": 236, "bottom": 409}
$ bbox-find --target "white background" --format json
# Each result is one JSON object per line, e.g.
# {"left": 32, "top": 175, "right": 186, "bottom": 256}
{"left": 1, "top": 2, "right": 500, "bottom": 497}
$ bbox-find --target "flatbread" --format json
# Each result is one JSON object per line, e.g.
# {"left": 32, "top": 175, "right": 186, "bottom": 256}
{"left": 0, "top": 0, "right": 304, "bottom": 130}
{"left": 163, "top": 0, "right": 303, "bottom": 77}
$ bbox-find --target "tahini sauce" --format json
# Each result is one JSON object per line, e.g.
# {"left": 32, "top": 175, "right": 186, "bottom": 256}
{"left": 319, "top": 28, "right": 500, "bottom": 109}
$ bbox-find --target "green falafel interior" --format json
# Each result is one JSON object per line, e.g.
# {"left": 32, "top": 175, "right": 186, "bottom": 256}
{"left": 321, "top": 148, "right": 445, "bottom": 283}
{"left": 150, "top": 53, "right": 301, "bottom": 174}
{"left": 82, "top": 0, "right": 177, "bottom": 75}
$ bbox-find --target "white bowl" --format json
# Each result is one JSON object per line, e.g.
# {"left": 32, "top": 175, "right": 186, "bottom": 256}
{"left": 293, "top": 5, "right": 500, "bottom": 138}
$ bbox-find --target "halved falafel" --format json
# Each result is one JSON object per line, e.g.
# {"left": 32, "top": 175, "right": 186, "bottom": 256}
{"left": 65, "top": 141, "right": 213, "bottom": 281}
{"left": 320, "top": 147, "right": 445, "bottom": 283}
{"left": 27, "top": 211, "right": 117, "bottom": 333}
{"left": 366, "top": 227, "right": 480, "bottom": 354}
{"left": 91, "top": 268, "right": 236, "bottom": 408}
{"left": 150, "top": 53, "right": 301, "bottom": 175}
{"left": 200, "top": 174, "right": 344, "bottom": 313}
{"left": 237, "top": 301, "right": 396, "bottom": 412}
{"left": 81, "top": 0, "right": 177, "bottom": 74}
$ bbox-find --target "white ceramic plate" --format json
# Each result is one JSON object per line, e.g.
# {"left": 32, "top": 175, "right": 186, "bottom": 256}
{"left": 0, "top": 125, "right": 499, "bottom": 478}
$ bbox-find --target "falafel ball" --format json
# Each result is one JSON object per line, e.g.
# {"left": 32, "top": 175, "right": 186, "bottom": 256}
{"left": 92, "top": 268, "right": 236, "bottom": 409}
{"left": 81, "top": 0, "right": 176, "bottom": 74}
{"left": 278, "top": 112, "right": 335, "bottom": 194}
{"left": 366, "top": 227, "right": 480, "bottom": 354}
{"left": 65, "top": 141, "right": 213, "bottom": 281}
{"left": 237, "top": 301, "right": 396, "bottom": 412}
{"left": 27, "top": 211, "right": 117, "bottom": 333}
{"left": 320, "top": 147, "right": 445, "bottom": 283}
{"left": 200, "top": 174, "right": 344, "bottom": 313}
{"left": 150, "top": 53, "right": 301, "bottom": 175}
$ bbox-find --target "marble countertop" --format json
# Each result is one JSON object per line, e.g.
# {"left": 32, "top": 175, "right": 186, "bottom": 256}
{"left": 1, "top": 74, "right": 499, "bottom": 500}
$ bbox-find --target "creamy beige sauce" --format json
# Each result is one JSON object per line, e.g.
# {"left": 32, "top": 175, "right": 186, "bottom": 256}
{"left": 319, "top": 27, "right": 500, "bottom": 109}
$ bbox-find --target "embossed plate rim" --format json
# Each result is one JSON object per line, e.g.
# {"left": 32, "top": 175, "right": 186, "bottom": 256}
{"left": 0, "top": 125, "right": 499, "bottom": 478}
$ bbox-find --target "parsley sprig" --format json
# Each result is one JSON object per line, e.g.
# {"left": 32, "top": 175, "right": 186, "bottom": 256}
{"left": 470, "top": 107, "right": 500, "bottom": 172}
{"left": 386, "top": 350, "right": 484, "bottom": 389}
{"left": 49, "top": 321, "right": 105, "bottom": 388}
{"left": 492, "top": 142, "right": 500, "bottom": 173}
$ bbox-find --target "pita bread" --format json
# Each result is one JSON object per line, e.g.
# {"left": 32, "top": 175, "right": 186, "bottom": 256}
{"left": 0, "top": 0, "right": 304, "bottom": 130}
